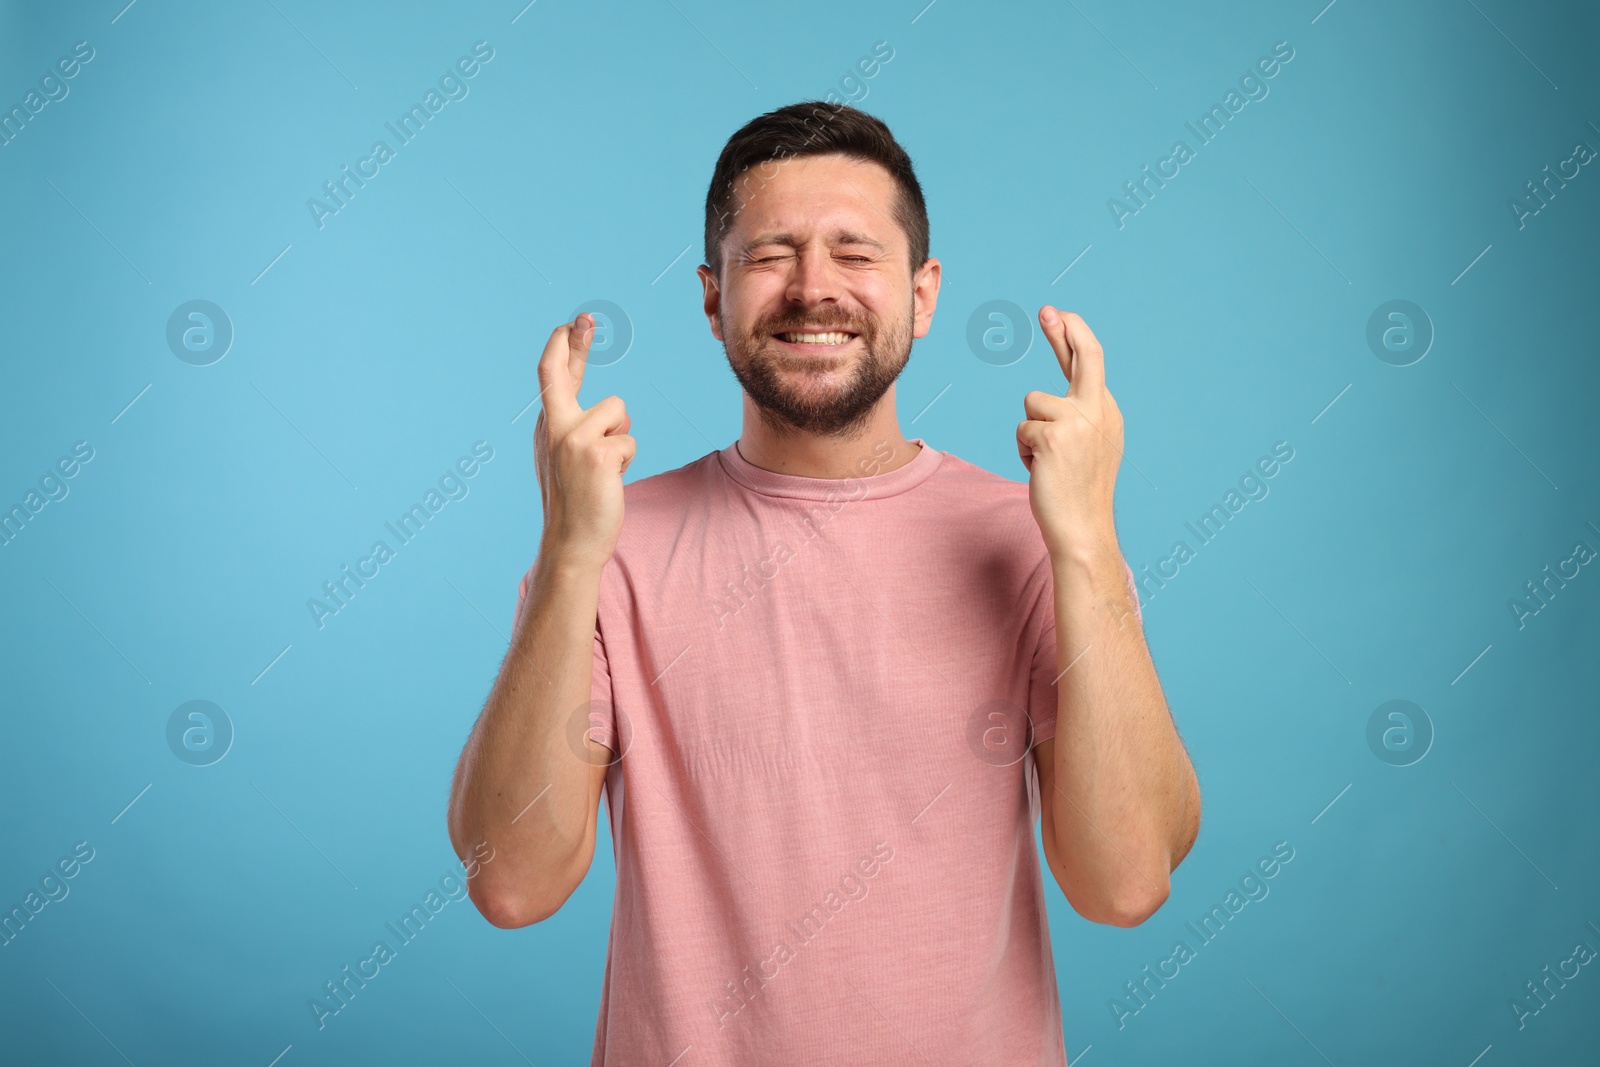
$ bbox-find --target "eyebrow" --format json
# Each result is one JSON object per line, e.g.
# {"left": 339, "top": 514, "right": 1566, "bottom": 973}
{"left": 740, "top": 230, "right": 887, "bottom": 254}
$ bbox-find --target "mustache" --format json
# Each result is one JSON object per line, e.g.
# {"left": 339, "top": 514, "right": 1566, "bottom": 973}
{"left": 753, "top": 311, "right": 871, "bottom": 336}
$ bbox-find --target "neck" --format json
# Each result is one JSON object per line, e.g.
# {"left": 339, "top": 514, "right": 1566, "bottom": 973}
{"left": 736, "top": 384, "right": 919, "bottom": 478}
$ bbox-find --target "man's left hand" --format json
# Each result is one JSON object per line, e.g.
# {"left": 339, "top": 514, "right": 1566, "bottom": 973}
{"left": 1016, "top": 307, "right": 1124, "bottom": 560}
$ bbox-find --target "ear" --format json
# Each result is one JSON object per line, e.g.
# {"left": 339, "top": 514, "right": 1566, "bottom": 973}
{"left": 911, "top": 256, "right": 941, "bottom": 341}
{"left": 696, "top": 263, "right": 723, "bottom": 342}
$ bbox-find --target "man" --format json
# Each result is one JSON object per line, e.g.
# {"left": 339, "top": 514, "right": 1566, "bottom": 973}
{"left": 447, "top": 100, "right": 1200, "bottom": 1064}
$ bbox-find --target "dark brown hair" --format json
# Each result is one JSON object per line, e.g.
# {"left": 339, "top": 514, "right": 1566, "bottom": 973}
{"left": 703, "top": 100, "right": 929, "bottom": 280}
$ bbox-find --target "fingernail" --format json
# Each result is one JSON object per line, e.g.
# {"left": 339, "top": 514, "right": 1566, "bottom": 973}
{"left": 1041, "top": 306, "right": 1059, "bottom": 326}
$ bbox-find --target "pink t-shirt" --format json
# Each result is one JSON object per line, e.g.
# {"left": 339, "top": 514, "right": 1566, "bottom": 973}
{"left": 515, "top": 437, "right": 1140, "bottom": 1065}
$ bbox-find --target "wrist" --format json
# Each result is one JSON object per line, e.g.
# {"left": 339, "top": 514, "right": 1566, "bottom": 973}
{"left": 1046, "top": 524, "right": 1121, "bottom": 572}
{"left": 536, "top": 534, "right": 610, "bottom": 582}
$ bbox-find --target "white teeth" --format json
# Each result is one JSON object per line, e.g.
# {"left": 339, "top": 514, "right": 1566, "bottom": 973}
{"left": 780, "top": 331, "right": 853, "bottom": 345}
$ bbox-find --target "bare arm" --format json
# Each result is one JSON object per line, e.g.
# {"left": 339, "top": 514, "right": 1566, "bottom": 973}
{"left": 1036, "top": 546, "right": 1199, "bottom": 928}
{"left": 447, "top": 552, "right": 612, "bottom": 927}
{"left": 1018, "top": 307, "right": 1200, "bottom": 928}
{"left": 447, "top": 314, "right": 636, "bottom": 928}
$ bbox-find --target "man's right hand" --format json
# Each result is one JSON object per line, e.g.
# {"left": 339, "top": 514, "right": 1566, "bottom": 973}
{"left": 451, "top": 315, "right": 623, "bottom": 929}
{"left": 533, "top": 313, "right": 636, "bottom": 569}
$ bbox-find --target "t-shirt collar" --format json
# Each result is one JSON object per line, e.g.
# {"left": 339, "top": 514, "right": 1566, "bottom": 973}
{"left": 716, "top": 436, "right": 941, "bottom": 500}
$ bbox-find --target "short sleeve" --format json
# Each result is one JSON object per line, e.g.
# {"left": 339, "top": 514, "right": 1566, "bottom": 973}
{"left": 587, "top": 621, "right": 615, "bottom": 751}
{"left": 1027, "top": 557, "right": 1143, "bottom": 747}
{"left": 514, "top": 561, "right": 615, "bottom": 752}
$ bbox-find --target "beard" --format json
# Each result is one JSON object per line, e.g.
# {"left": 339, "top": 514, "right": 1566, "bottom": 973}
{"left": 721, "top": 301, "right": 913, "bottom": 438}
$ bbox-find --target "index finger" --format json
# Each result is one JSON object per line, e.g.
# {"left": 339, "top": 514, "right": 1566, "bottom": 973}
{"left": 536, "top": 314, "right": 595, "bottom": 427}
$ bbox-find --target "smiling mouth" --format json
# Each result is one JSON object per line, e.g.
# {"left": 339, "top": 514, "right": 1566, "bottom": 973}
{"left": 773, "top": 330, "right": 859, "bottom": 348}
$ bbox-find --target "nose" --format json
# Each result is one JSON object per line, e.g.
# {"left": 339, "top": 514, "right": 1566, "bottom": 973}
{"left": 783, "top": 242, "right": 844, "bottom": 309}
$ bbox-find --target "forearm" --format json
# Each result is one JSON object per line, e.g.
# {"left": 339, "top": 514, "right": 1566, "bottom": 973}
{"left": 448, "top": 545, "right": 605, "bottom": 920}
{"left": 1046, "top": 536, "right": 1198, "bottom": 922}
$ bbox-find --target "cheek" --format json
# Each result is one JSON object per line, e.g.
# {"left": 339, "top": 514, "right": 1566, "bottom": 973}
{"left": 728, "top": 282, "right": 786, "bottom": 330}
{"left": 862, "top": 286, "right": 912, "bottom": 332}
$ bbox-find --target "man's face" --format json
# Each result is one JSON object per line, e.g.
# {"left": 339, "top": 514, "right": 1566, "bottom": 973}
{"left": 698, "top": 153, "right": 939, "bottom": 437}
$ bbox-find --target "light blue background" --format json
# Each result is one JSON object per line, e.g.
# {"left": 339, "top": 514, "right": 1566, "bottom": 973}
{"left": 2, "top": 0, "right": 1597, "bottom": 1063}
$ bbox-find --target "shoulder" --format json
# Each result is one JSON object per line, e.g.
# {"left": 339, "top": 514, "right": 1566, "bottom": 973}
{"left": 620, "top": 449, "right": 722, "bottom": 509}
{"left": 605, "top": 450, "right": 723, "bottom": 563}
{"left": 929, "top": 448, "right": 1029, "bottom": 499}
{"left": 923, "top": 447, "right": 1040, "bottom": 538}
{"left": 517, "top": 452, "right": 721, "bottom": 612}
